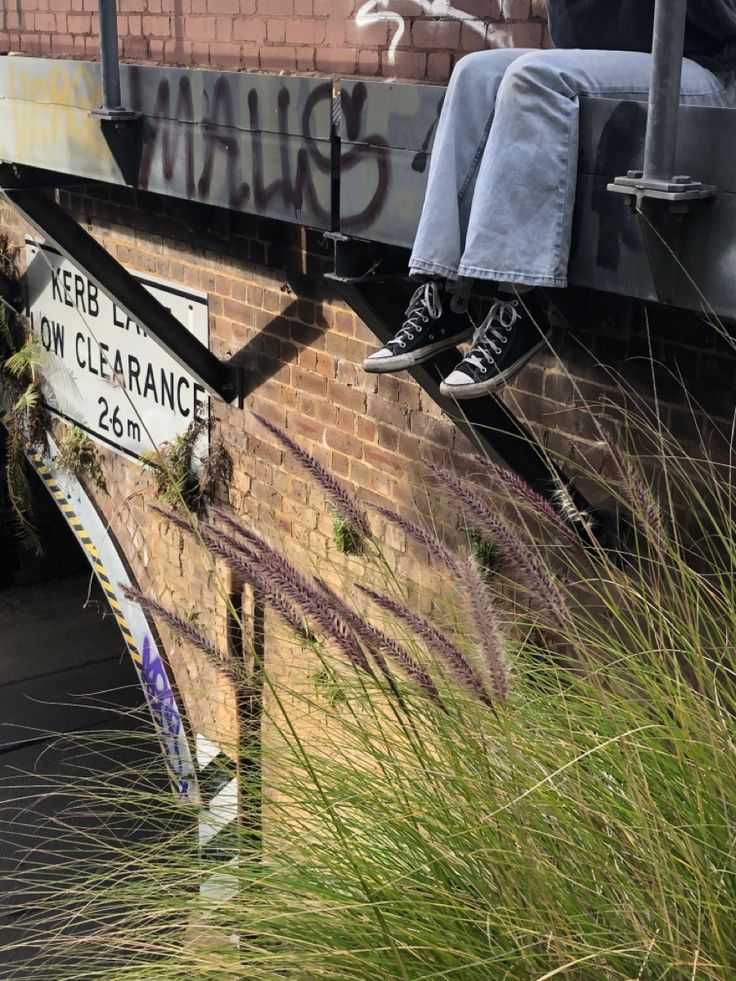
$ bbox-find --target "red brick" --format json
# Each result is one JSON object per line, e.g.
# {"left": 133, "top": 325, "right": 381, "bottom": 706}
{"left": 142, "top": 13, "right": 170, "bottom": 34}
{"left": 231, "top": 15, "right": 263, "bottom": 40}
{"left": 314, "top": 46, "right": 357, "bottom": 74}
{"left": 210, "top": 40, "right": 242, "bottom": 66}
{"left": 266, "top": 19, "right": 286, "bottom": 43}
{"left": 411, "top": 19, "right": 461, "bottom": 49}
{"left": 357, "top": 49, "right": 380, "bottom": 76}
{"left": 66, "top": 12, "right": 92, "bottom": 32}
{"left": 285, "top": 19, "right": 324, "bottom": 45}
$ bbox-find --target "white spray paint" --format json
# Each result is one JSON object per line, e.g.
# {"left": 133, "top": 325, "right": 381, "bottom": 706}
{"left": 355, "top": 0, "right": 515, "bottom": 66}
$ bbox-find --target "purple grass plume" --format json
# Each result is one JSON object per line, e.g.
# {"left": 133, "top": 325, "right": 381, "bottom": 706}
{"left": 149, "top": 502, "right": 197, "bottom": 536}
{"left": 210, "top": 511, "right": 367, "bottom": 665}
{"left": 357, "top": 584, "right": 495, "bottom": 709}
{"left": 474, "top": 456, "right": 586, "bottom": 553}
{"left": 603, "top": 432, "right": 666, "bottom": 546}
{"left": 456, "top": 559, "right": 509, "bottom": 704}
{"left": 151, "top": 504, "right": 316, "bottom": 646}
{"left": 203, "top": 526, "right": 313, "bottom": 643}
{"left": 316, "top": 577, "right": 442, "bottom": 706}
{"left": 370, "top": 504, "right": 464, "bottom": 577}
{"left": 209, "top": 505, "right": 264, "bottom": 553}
{"left": 254, "top": 549, "right": 372, "bottom": 673}
{"left": 120, "top": 584, "right": 242, "bottom": 686}
{"left": 252, "top": 412, "right": 371, "bottom": 541}
{"left": 207, "top": 513, "right": 371, "bottom": 674}
{"left": 429, "top": 463, "right": 570, "bottom": 630}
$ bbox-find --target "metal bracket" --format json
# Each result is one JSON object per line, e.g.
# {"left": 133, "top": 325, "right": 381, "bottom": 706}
{"left": 608, "top": 170, "right": 716, "bottom": 206}
{"left": 323, "top": 232, "right": 409, "bottom": 283}
{"left": 607, "top": 173, "right": 715, "bottom": 303}
{"left": 89, "top": 106, "right": 140, "bottom": 125}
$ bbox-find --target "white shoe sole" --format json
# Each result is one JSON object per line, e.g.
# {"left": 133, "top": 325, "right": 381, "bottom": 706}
{"left": 362, "top": 329, "right": 473, "bottom": 374}
{"left": 439, "top": 335, "right": 549, "bottom": 400}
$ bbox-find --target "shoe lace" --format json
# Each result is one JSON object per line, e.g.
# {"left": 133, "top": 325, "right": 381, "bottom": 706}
{"left": 392, "top": 282, "right": 443, "bottom": 347}
{"left": 465, "top": 299, "right": 520, "bottom": 369}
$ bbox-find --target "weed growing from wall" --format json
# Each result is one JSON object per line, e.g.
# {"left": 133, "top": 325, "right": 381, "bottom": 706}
{"left": 141, "top": 417, "right": 233, "bottom": 516}
{"left": 0, "top": 243, "right": 50, "bottom": 552}
{"left": 54, "top": 425, "right": 108, "bottom": 495}
{"left": 253, "top": 412, "right": 370, "bottom": 553}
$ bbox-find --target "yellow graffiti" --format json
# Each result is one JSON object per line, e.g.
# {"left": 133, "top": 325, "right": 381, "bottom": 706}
{"left": 1, "top": 60, "right": 106, "bottom": 163}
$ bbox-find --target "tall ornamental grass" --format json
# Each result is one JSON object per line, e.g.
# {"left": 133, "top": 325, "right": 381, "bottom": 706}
{"left": 2, "top": 403, "right": 735, "bottom": 980}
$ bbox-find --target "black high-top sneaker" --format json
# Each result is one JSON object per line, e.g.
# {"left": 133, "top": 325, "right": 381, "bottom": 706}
{"left": 362, "top": 280, "right": 474, "bottom": 373}
{"left": 439, "top": 296, "right": 551, "bottom": 399}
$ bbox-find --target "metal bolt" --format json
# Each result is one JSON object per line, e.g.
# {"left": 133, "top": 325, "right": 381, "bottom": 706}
{"left": 672, "top": 175, "right": 692, "bottom": 184}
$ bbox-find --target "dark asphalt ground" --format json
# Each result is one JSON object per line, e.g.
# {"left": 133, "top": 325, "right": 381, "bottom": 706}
{"left": 0, "top": 575, "right": 174, "bottom": 977}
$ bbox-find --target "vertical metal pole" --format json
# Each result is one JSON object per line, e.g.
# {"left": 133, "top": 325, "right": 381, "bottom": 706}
{"left": 643, "top": 0, "right": 689, "bottom": 181}
{"left": 97, "top": 0, "right": 122, "bottom": 111}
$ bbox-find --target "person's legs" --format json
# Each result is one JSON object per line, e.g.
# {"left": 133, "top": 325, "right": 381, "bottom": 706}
{"left": 408, "top": 48, "right": 530, "bottom": 281}
{"left": 438, "top": 49, "right": 736, "bottom": 398}
{"left": 365, "top": 47, "right": 736, "bottom": 387}
{"left": 363, "top": 49, "right": 527, "bottom": 374}
{"left": 458, "top": 49, "right": 736, "bottom": 288}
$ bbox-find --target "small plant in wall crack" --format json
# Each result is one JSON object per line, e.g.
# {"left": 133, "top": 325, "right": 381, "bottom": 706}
{"left": 142, "top": 416, "right": 233, "bottom": 516}
{"left": 252, "top": 411, "right": 370, "bottom": 554}
{"left": 55, "top": 425, "right": 107, "bottom": 495}
{"left": 0, "top": 283, "right": 50, "bottom": 552}
{"left": 331, "top": 504, "right": 363, "bottom": 555}
{"left": 467, "top": 528, "right": 501, "bottom": 582}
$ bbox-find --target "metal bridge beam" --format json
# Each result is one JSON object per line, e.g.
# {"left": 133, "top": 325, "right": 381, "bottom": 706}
{"left": 3, "top": 184, "right": 242, "bottom": 403}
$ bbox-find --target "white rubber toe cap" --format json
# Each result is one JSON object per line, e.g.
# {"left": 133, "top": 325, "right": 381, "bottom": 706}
{"left": 441, "top": 367, "right": 475, "bottom": 389}
{"left": 366, "top": 347, "right": 393, "bottom": 362}
{"left": 362, "top": 347, "right": 397, "bottom": 372}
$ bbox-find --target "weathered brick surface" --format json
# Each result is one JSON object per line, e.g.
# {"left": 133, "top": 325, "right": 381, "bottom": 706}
{"left": 2, "top": 180, "right": 734, "bottom": 754}
{"left": 0, "top": 0, "right": 548, "bottom": 81}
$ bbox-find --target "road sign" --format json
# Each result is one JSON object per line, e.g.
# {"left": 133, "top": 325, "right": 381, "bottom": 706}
{"left": 25, "top": 239, "right": 210, "bottom": 461}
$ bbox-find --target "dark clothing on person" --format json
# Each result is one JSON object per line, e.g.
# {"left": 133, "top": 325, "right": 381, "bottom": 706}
{"left": 546, "top": 0, "right": 736, "bottom": 71}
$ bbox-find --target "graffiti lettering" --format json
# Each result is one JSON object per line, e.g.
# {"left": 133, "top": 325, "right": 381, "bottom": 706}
{"left": 198, "top": 76, "right": 250, "bottom": 208}
{"left": 141, "top": 635, "right": 191, "bottom": 798}
{"left": 340, "top": 82, "right": 390, "bottom": 232}
{"left": 355, "top": 0, "right": 514, "bottom": 65}
{"left": 139, "top": 76, "right": 390, "bottom": 229}
{"left": 140, "top": 77, "right": 196, "bottom": 197}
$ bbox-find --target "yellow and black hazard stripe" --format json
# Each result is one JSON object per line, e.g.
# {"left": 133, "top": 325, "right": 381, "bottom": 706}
{"left": 28, "top": 451, "right": 144, "bottom": 671}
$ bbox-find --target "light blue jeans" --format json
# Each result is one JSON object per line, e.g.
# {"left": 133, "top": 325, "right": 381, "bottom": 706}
{"left": 410, "top": 48, "right": 736, "bottom": 288}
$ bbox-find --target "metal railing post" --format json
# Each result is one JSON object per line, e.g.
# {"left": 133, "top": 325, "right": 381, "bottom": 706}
{"left": 91, "top": 0, "right": 138, "bottom": 122}
{"left": 98, "top": 0, "right": 123, "bottom": 112}
{"left": 642, "top": 0, "right": 689, "bottom": 182}
{"left": 609, "top": 0, "right": 715, "bottom": 204}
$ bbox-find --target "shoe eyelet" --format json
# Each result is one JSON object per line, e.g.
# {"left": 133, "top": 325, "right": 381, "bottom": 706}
{"left": 398, "top": 340, "right": 406, "bottom": 348}
{"left": 502, "top": 337, "right": 508, "bottom": 344}
{"left": 480, "top": 367, "right": 487, "bottom": 373}
{"left": 429, "top": 335, "right": 434, "bottom": 341}
{"left": 406, "top": 332, "right": 414, "bottom": 340}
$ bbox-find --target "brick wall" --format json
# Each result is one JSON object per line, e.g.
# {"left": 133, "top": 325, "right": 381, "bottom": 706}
{"left": 0, "top": 0, "right": 547, "bottom": 82}
{"left": 3, "top": 184, "right": 733, "bottom": 749}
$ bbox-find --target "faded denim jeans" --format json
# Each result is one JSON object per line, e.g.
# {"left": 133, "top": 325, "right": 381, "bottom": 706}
{"left": 410, "top": 48, "right": 736, "bottom": 288}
